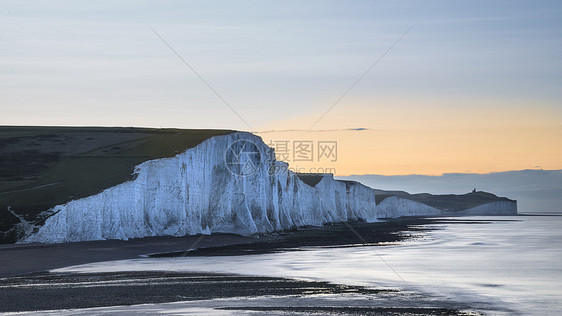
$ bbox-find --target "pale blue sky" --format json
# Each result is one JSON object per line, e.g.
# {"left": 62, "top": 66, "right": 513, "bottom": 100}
{"left": 2, "top": 0, "right": 561, "bottom": 130}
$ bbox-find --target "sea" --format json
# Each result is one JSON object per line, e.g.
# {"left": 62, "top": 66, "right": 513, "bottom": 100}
{"left": 50, "top": 214, "right": 562, "bottom": 315}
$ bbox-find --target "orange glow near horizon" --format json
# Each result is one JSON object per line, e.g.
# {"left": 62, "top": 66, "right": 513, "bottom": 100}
{"left": 255, "top": 98, "right": 562, "bottom": 176}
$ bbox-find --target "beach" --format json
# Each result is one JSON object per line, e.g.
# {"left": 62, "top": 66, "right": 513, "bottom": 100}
{"left": 3, "top": 216, "right": 560, "bottom": 315}
{"left": 0, "top": 218, "right": 483, "bottom": 315}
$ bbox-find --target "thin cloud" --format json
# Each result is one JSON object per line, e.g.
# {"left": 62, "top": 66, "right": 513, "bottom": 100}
{"left": 255, "top": 128, "right": 374, "bottom": 133}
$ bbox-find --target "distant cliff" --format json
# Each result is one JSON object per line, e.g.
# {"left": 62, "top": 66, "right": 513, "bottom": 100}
{"left": 15, "top": 131, "right": 516, "bottom": 244}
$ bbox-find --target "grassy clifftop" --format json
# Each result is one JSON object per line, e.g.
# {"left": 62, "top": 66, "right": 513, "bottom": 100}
{"left": 370, "top": 189, "right": 514, "bottom": 212}
{"left": 0, "top": 126, "right": 233, "bottom": 242}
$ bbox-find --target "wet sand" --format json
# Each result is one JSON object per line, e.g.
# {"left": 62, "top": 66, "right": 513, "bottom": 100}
{"left": 0, "top": 271, "right": 478, "bottom": 315}
{"left": 0, "top": 233, "right": 263, "bottom": 278}
{"left": 0, "top": 218, "right": 485, "bottom": 315}
{"left": 0, "top": 217, "right": 444, "bottom": 278}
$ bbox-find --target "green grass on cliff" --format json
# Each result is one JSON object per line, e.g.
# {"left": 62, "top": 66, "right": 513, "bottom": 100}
{"left": 371, "top": 189, "right": 514, "bottom": 212}
{"left": 0, "top": 126, "right": 233, "bottom": 228}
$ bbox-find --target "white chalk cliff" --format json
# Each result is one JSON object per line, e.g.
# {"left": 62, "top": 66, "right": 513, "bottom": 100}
{"left": 22, "top": 132, "right": 517, "bottom": 243}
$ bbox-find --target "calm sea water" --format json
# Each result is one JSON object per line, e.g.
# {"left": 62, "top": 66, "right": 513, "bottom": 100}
{"left": 55, "top": 215, "right": 562, "bottom": 315}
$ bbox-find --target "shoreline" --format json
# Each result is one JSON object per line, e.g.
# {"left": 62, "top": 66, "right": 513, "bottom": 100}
{"left": 0, "top": 270, "right": 479, "bottom": 315}
{"left": 0, "top": 233, "right": 264, "bottom": 278}
{"left": 0, "top": 217, "right": 497, "bottom": 315}
{"left": 0, "top": 217, "right": 450, "bottom": 278}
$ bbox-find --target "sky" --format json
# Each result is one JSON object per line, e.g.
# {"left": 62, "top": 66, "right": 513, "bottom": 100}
{"left": 1, "top": 1, "right": 561, "bottom": 175}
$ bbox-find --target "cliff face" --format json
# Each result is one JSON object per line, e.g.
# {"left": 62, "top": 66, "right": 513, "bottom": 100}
{"left": 21, "top": 132, "right": 517, "bottom": 244}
